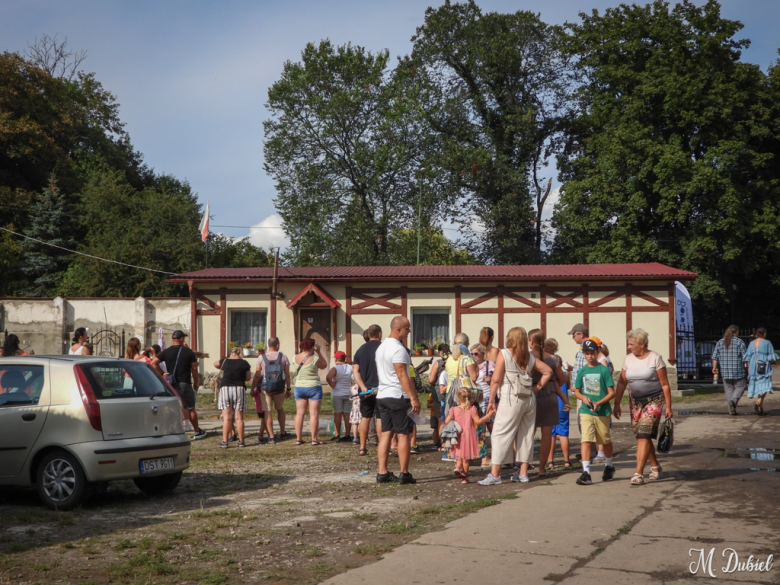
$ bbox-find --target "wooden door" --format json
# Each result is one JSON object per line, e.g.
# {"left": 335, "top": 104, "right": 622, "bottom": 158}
{"left": 300, "top": 308, "right": 331, "bottom": 381}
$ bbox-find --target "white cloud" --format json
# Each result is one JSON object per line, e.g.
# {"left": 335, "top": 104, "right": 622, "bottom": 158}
{"left": 246, "top": 214, "right": 290, "bottom": 251}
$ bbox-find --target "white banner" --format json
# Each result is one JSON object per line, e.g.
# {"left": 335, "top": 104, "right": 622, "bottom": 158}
{"left": 675, "top": 281, "right": 696, "bottom": 371}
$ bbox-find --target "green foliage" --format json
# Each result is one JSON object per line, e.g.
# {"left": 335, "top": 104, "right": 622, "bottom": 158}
{"left": 552, "top": 0, "right": 780, "bottom": 327}
{"left": 57, "top": 168, "right": 202, "bottom": 297}
{"left": 206, "top": 233, "right": 274, "bottom": 269}
{"left": 410, "top": 1, "right": 572, "bottom": 263}
{"left": 264, "top": 40, "right": 444, "bottom": 266}
{"left": 19, "top": 177, "right": 74, "bottom": 295}
{"left": 386, "top": 227, "right": 475, "bottom": 266}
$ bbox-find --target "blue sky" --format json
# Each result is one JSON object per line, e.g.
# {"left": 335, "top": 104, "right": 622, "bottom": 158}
{"left": 3, "top": 1, "right": 779, "bottom": 249}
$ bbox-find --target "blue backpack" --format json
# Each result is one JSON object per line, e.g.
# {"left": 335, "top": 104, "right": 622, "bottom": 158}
{"left": 262, "top": 353, "right": 286, "bottom": 394}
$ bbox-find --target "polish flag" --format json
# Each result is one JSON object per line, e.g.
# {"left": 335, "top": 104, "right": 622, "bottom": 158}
{"left": 198, "top": 201, "right": 209, "bottom": 242}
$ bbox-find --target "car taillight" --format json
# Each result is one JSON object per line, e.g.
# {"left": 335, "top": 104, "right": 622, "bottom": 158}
{"left": 74, "top": 364, "right": 102, "bottom": 432}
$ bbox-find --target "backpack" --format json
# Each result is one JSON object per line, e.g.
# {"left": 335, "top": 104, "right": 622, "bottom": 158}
{"left": 262, "top": 353, "right": 286, "bottom": 394}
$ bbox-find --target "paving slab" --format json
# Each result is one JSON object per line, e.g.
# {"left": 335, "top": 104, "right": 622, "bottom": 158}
{"left": 321, "top": 544, "right": 577, "bottom": 584}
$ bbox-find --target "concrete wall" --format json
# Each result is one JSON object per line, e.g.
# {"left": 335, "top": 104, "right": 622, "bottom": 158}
{"left": 0, "top": 297, "right": 189, "bottom": 356}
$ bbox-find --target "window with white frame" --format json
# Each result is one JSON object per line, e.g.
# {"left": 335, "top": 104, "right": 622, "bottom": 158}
{"left": 229, "top": 311, "right": 267, "bottom": 349}
{"left": 412, "top": 309, "right": 449, "bottom": 347}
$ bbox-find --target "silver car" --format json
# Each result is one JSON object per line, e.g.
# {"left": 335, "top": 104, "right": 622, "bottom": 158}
{"left": 0, "top": 356, "right": 190, "bottom": 509}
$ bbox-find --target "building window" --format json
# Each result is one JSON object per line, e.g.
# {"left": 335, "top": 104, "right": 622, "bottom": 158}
{"left": 412, "top": 309, "right": 449, "bottom": 347}
{"left": 230, "top": 311, "right": 267, "bottom": 349}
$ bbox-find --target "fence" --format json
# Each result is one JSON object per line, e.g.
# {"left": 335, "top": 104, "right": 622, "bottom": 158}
{"left": 676, "top": 324, "right": 758, "bottom": 381}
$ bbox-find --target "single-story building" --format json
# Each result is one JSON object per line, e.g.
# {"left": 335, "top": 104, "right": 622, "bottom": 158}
{"left": 168, "top": 263, "right": 697, "bottom": 379}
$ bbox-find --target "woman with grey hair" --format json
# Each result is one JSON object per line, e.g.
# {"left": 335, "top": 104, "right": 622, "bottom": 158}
{"left": 613, "top": 329, "right": 672, "bottom": 486}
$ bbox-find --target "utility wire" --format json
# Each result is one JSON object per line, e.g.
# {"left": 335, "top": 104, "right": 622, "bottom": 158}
{"left": 0, "top": 226, "right": 177, "bottom": 275}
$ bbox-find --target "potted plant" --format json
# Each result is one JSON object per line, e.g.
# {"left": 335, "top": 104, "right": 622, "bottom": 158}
{"left": 255, "top": 342, "right": 266, "bottom": 355}
{"left": 243, "top": 342, "right": 253, "bottom": 357}
{"left": 413, "top": 343, "right": 424, "bottom": 356}
{"left": 423, "top": 339, "right": 434, "bottom": 356}
{"left": 228, "top": 341, "right": 238, "bottom": 351}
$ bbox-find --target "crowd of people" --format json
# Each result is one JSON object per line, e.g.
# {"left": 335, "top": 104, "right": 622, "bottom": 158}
{"left": 2, "top": 321, "right": 776, "bottom": 488}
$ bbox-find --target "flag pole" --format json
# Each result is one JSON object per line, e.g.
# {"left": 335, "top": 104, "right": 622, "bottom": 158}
{"left": 205, "top": 233, "right": 209, "bottom": 268}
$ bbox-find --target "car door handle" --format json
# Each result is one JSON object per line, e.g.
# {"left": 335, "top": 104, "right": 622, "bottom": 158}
{"left": 22, "top": 413, "right": 36, "bottom": 421}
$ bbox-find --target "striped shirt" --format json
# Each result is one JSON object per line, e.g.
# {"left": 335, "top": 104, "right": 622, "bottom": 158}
{"left": 711, "top": 337, "right": 747, "bottom": 380}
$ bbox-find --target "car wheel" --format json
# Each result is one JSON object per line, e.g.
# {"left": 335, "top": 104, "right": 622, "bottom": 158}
{"left": 133, "top": 471, "right": 183, "bottom": 495}
{"left": 36, "top": 451, "right": 91, "bottom": 511}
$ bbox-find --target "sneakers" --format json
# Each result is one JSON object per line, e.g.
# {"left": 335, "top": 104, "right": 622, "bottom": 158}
{"left": 576, "top": 472, "right": 592, "bottom": 485}
{"left": 238, "top": 441, "right": 245, "bottom": 448}
{"left": 218, "top": 441, "right": 228, "bottom": 449}
{"left": 399, "top": 472, "right": 417, "bottom": 485}
{"left": 376, "top": 472, "right": 399, "bottom": 484}
{"left": 410, "top": 445, "right": 421, "bottom": 454}
{"left": 228, "top": 434, "right": 238, "bottom": 442}
{"left": 602, "top": 465, "right": 615, "bottom": 482}
{"left": 511, "top": 473, "right": 529, "bottom": 483}
{"left": 478, "top": 473, "right": 502, "bottom": 486}
{"left": 352, "top": 438, "right": 359, "bottom": 444}
{"left": 192, "top": 429, "right": 208, "bottom": 441}
{"left": 183, "top": 419, "right": 194, "bottom": 432}
{"left": 728, "top": 400, "right": 737, "bottom": 415}
{"left": 592, "top": 455, "right": 606, "bottom": 464}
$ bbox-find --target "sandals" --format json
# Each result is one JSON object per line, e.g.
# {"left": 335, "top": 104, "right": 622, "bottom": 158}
{"left": 311, "top": 440, "right": 324, "bottom": 446}
{"left": 295, "top": 440, "right": 305, "bottom": 446}
{"left": 755, "top": 403, "right": 766, "bottom": 416}
{"left": 563, "top": 460, "right": 572, "bottom": 468}
{"left": 649, "top": 465, "right": 662, "bottom": 480}
{"left": 630, "top": 472, "right": 645, "bottom": 486}
{"left": 460, "top": 478, "right": 469, "bottom": 484}
{"left": 546, "top": 462, "right": 555, "bottom": 471}
{"left": 454, "top": 467, "right": 467, "bottom": 479}
{"left": 358, "top": 449, "right": 368, "bottom": 456}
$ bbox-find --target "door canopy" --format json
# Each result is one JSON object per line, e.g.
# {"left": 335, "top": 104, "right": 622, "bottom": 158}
{"left": 285, "top": 283, "right": 341, "bottom": 309}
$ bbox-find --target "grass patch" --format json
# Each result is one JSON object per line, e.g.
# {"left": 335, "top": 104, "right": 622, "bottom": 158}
{"left": 309, "top": 562, "right": 339, "bottom": 581}
{"left": 355, "top": 543, "right": 394, "bottom": 556}
{"left": 352, "top": 512, "right": 378, "bottom": 522}
{"left": 263, "top": 569, "right": 293, "bottom": 581}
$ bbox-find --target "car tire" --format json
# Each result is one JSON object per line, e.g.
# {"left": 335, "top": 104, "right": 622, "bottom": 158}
{"left": 133, "top": 471, "right": 183, "bottom": 495}
{"left": 36, "top": 451, "right": 91, "bottom": 511}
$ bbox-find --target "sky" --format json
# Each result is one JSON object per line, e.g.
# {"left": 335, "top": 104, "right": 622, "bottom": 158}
{"left": 3, "top": 1, "right": 779, "bottom": 251}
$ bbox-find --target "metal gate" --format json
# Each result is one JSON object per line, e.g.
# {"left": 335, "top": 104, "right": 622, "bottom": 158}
{"left": 676, "top": 323, "right": 756, "bottom": 381}
{"left": 90, "top": 328, "right": 126, "bottom": 357}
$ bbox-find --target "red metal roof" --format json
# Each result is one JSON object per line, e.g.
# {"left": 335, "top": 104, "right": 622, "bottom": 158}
{"left": 169, "top": 263, "right": 696, "bottom": 283}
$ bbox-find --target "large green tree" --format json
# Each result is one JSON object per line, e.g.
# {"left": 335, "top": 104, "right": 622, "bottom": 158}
{"left": 264, "top": 40, "right": 443, "bottom": 266}
{"left": 410, "top": 1, "right": 572, "bottom": 263}
{"left": 552, "top": 0, "right": 780, "bottom": 327}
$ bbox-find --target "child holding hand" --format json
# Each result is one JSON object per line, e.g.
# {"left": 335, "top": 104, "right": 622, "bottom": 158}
{"left": 445, "top": 387, "right": 496, "bottom": 484}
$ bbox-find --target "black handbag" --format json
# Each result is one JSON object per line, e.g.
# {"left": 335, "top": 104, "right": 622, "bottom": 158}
{"left": 657, "top": 417, "right": 674, "bottom": 453}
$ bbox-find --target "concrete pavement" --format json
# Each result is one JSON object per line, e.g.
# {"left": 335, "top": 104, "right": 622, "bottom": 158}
{"left": 322, "top": 411, "right": 780, "bottom": 584}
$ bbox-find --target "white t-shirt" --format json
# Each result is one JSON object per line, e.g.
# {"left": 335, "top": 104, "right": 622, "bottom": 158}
{"left": 375, "top": 337, "right": 411, "bottom": 400}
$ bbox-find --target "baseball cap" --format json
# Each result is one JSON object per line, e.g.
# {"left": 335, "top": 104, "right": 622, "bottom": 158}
{"left": 567, "top": 323, "right": 588, "bottom": 335}
{"left": 588, "top": 336, "right": 603, "bottom": 347}
{"left": 171, "top": 330, "right": 188, "bottom": 339}
{"left": 334, "top": 350, "right": 347, "bottom": 360}
{"left": 581, "top": 339, "right": 599, "bottom": 352}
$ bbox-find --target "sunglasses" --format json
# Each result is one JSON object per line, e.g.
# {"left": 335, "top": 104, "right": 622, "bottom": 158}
{"left": 471, "top": 351, "right": 480, "bottom": 356}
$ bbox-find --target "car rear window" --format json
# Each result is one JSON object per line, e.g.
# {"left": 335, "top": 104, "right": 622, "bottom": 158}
{"left": 0, "top": 365, "right": 45, "bottom": 407}
{"left": 80, "top": 361, "right": 173, "bottom": 400}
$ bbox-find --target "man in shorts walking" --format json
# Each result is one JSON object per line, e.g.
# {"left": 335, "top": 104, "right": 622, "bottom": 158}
{"left": 353, "top": 325, "right": 382, "bottom": 456}
{"left": 152, "top": 330, "right": 207, "bottom": 440}
{"left": 251, "top": 337, "right": 291, "bottom": 441}
{"left": 375, "top": 316, "right": 420, "bottom": 484}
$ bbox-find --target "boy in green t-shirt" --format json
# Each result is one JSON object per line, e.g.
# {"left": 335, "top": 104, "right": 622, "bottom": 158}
{"left": 573, "top": 339, "right": 616, "bottom": 485}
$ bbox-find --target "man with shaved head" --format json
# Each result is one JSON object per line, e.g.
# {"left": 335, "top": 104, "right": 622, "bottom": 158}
{"left": 374, "top": 315, "right": 420, "bottom": 484}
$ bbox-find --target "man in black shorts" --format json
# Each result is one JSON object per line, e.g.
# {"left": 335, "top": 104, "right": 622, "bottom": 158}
{"left": 353, "top": 325, "right": 382, "bottom": 456}
{"left": 152, "top": 330, "right": 206, "bottom": 440}
{"left": 375, "top": 316, "right": 420, "bottom": 484}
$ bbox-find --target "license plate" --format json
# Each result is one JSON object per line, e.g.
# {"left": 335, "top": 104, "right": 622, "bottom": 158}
{"left": 139, "top": 456, "right": 175, "bottom": 474}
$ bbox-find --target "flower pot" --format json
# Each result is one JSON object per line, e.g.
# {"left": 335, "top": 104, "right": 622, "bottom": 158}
{"left": 257, "top": 349, "right": 265, "bottom": 355}
{"left": 425, "top": 349, "right": 434, "bottom": 356}
{"left": 242, "top": 348, "right": 252, "bottom": 357}
{"left": 415, "top": 350, "right": 422, "bottom": 356}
